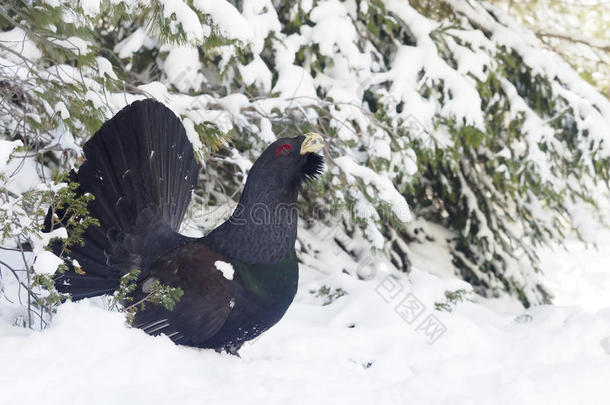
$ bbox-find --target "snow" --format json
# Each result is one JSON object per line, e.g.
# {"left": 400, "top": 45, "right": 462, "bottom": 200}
{"left": 381, "top": 0, "right": 485, "bottom": 130}
{"left": 239, "top": 55, "right": 273, "bottom": 93}
{"left": 225, "top": 148, "right": 253, "bottom": 178}
{"left": 217, "top": 93, "right": 249, "bottom": 117}
{"left": 49, "top": 36, "right": 91, "bottom": 55}
{"left": 369, "top": 138, "right": 391, "bottom": 161}
{"left": 30, "top": 227, "right": 67, "bottom": 256}
{"left": 0, "top": 27, "right": 42, "bottom": 62}
{"left": 193, "top": 0, "right": 254, "bottom": 44}
{"left": 96, "top": 57, "right": 118, "bottom": 80}
{"left": 307, "top": 0, "right": 368, "bottom": 70}
{"left": 84, "top": 89, "right": 106, "bottom": 110}
{"left": 81, "top": 0, "right": 101, "bottom": 17}
{"left": 114, "top": 28, "right": 147, "bottom": 59}
{"left": 538, "top": 192, "right": 610, "bottom": 312}
{"left": 334, "top": 155, "right": 412, "bottom": 224}
{"left": 241, "top": 0, "right": 281, "bottom": 53}
{"left": 162, "top": 46, "right": 205, "bottom": 92}
{"left": 258, "top": 117, "right": 276, "bottom": 143}
{"left": 32, "top": 251, "right": 64, "bottom": 275}
{"left": 214, "top": 260, "right": 234, "bottom": 280}
{"left": 158, "top": 0, "right": 204, "bottom": 43}
{"left": 54, "top": 102, "right": 70, "bottom": 120}
{"left": 0, "top": 140, "right": 23, "bottom": 174}
{"left": 272, "top": 64, "right": 317, "bottom": 100}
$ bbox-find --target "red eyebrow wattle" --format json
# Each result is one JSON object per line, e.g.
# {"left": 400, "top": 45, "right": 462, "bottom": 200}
{"left": 275, "top": 144, "right": 292, "bottom": 156}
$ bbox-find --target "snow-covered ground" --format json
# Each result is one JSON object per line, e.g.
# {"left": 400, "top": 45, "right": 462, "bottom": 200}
{"left": 539, "top": 231, "right": 610, "bottom": 313}
{"left": 1, "top": 213, "right": 609, "bottom": 404}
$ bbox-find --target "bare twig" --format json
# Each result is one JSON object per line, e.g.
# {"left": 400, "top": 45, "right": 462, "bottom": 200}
{"left": 534, "top": 29, "right": 610, "bottom": 52}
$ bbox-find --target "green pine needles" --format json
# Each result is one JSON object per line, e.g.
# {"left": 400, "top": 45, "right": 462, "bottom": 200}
{"left": 112, "top": 270, "right": 184, "bottom": 325}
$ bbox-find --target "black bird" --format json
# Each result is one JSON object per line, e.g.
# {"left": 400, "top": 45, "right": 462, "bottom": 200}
{"left": 44, "top": 99, "right": 324, "bottom": 354}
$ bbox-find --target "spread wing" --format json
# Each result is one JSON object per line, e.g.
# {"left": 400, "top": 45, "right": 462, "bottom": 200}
{"left": 132, "top": 241, "right": 236, "bottom": 346}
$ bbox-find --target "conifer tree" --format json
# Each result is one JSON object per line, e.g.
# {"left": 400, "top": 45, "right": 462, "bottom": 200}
{"left": 1, "top": 0, "right": 609, "bottom": 325}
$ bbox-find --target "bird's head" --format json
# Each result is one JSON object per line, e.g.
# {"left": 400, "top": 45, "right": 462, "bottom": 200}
{"left": 210, "top": 133, "right": 325, "bottom": 263}
{"left": 245, "top": 133, "right": 325, "bottom": 195}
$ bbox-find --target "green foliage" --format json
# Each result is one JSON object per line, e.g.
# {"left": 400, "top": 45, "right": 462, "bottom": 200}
{"left": 112, "top": 269, "right": 184, "bottom": 324}
{"left": 32, "top": 272, "right": 68, "bottom": 307}
{"left": 137, "top": 279, "right": 184, "bottom": 311}
{"left": 195, "top": 121, "right": 230, "bottom": 157}
{"left": 113, "top": 269, "right": 142, "bottom": 307}
{"left": 46, "top": 172, "right": 100, "bottom": 254}
{"left": 434, "top": 289, "right": 473, "bottom": 312}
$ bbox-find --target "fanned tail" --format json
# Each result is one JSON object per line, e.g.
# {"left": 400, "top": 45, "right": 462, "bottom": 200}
{"left": 44, "top": 99, "right": 199, "bottom": 299}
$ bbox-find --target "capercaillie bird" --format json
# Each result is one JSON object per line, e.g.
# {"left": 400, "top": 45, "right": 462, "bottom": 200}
{"left": 44, "top": 99, "right": 324, "bottom": 354}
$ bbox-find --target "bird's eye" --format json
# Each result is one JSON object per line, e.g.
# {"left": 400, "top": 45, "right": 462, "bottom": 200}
{"left": 275, "top": 144, "right": 293, "bottom": 157}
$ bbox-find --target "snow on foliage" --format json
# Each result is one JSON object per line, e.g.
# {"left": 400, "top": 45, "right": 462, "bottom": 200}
{"left": 1, "top": 0, "right": 610, "bottom": 330}
{"left": 32, "top": 251, "right": 64, "bottom": 275}
{"left": 492, "top": 0, "right": 610, "bottom": 96}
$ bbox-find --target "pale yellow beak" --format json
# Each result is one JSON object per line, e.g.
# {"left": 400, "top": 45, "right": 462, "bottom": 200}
{"left": 300, "top": 132, "right": 324, "bottom": 155}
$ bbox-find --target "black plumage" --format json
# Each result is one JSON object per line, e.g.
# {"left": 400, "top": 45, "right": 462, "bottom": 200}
{"left": 44, "top": 99, "right": 324, "bottom": 353}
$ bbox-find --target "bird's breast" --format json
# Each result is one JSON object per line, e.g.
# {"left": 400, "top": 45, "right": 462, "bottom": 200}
{"left": 205, "top": 256, "right": 299, "bottom": 348}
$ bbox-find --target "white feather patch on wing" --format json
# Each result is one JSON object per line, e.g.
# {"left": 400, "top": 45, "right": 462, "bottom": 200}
{"left": 214, "top": 260, "right": 234, "bottom": 280}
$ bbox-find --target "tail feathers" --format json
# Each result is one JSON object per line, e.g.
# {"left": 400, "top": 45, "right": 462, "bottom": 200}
{"left": 55, "top": 273, "right": 119, "bottom": 300}
{"left": 79, "top": 99, "right": 199, "bottom": 234}
{"left": 45, "top": 99, "right": 200, "bottom": 299}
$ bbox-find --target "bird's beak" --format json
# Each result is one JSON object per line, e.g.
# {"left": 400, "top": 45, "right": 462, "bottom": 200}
{"left": 300, "top": 132, "right": 324, "bottom": 155}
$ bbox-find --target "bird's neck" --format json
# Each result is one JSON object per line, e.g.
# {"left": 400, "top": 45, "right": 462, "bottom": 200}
{"left": 204, "top": 180, "right": 300, "bottom": 264}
